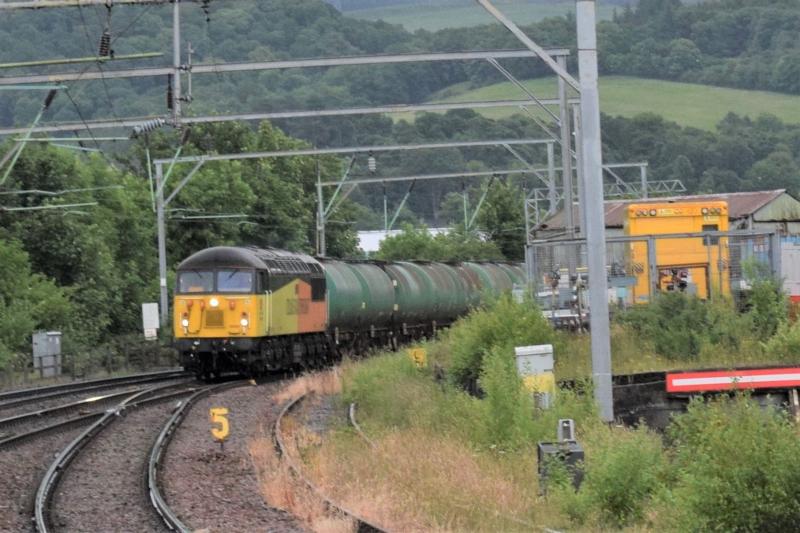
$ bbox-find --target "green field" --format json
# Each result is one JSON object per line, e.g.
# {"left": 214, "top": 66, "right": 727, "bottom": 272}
{"left": 346, "top": 1, "right": 616, "bottom": 32}
{"left": 420, "top": 76, "right": 800, "bottom": 130}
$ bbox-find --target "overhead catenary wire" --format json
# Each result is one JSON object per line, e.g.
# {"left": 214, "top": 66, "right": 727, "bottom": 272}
{"left": 0, "top": 88, "right": 59, "bottom": 186}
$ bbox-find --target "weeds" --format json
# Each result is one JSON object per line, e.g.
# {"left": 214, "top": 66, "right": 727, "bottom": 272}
{"left": 447, "top": 293, "right": 558, "bottom": 391}
{"left": 273, "top": 295, "right": 800, "bottom": 531}
{"left": 555, "top": 424, "right": 667, "bottom": 528}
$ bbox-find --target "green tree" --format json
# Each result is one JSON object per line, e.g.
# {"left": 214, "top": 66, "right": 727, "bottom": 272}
{"left": 666, "top": 38, "right": 702, "bottom": 78}
{"left": 376, "top": 224, "right": 502, "bottom": 262}
{"left": 476, "top": 181, "right": 525, "bottom": 261}
{"left": 772, "top": 52, "right": 800, "bottom": 93}
{"left": 0, "top": 239, "right": 71, "bottom": 369}
{"left": 746, "top": 150, "right": 800, "bottom": 193}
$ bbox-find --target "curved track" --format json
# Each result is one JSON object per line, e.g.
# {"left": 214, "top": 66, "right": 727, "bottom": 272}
{"left": 274, "top": 392, "right": 386, "bottom": 533}
{"left": 33, "top": 382, "right": 202, "bottom": 533}
{"left": 148, "top": 381, "right": 246, "bottom": 532}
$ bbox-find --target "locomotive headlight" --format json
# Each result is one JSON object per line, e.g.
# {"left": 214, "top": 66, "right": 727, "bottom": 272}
{"left": 240, "top": 315, "right": 249, "bottom": 327}
{"left": 181, "top": 318, "right": 189, "bottom": 328}
{"left": 701, "top": 207, "right": 709, "bottom": 215}
{"left": 209, "top": 297, "right": 219, "bottom": 308}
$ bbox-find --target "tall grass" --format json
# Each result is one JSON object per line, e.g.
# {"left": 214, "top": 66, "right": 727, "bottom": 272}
{"left": 266, "top": 295, "right": 800, "bottom": 530}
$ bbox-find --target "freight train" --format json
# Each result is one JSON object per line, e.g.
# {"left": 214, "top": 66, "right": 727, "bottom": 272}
{"left": 173, "top": 246, "right": 524, "bottom": 377}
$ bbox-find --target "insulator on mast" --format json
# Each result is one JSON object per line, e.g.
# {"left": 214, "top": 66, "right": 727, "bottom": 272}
{"left": 98, "top": 30, "right": 111, "bottom": 58}
{"left": 166, "top": 74, "right": 174, "bottom": 110}
{"left": 131, "top": 118, "right": 166, "bottom": 139}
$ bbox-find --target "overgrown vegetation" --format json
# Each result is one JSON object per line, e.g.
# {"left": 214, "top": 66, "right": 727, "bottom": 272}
{"left": 555, "top": 425, "right": 667, "bottom": 528}
{"left": 617, "top": 276, "right": 787, "bottom": 361}
{"left": 312, "top": 295, "right": 800, "bottom": 530}
{"left": 290, "top": 294, "right": 800, "bottom": 532}
{"left": 656, "top": 395, "right": 800, "bottom": 532}
{"left": 444, "top": 294, "right": 558, "bottom": 392}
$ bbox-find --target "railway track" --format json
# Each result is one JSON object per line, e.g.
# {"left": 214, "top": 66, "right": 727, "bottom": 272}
{"left": 148, "top": 381, "right": 246, "bottom": 531}
{"left": 33, "top": 382, "right": 203, "bottom": 533}
{"left": 151, "top": 376, "right": 306, "bottom": 532}
{"left": 274, "top": 392, "right": 386, "bottom": 533}
{"left": 0, "top": 372, "right": 196, "bottom": 532}
{"left": 0, "top": 369, "right": 189, "bottom": 413}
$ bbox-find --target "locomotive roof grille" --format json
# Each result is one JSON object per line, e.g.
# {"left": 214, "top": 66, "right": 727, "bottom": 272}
{"left": 177, "top": 246, "right": 321, "bottom": 276}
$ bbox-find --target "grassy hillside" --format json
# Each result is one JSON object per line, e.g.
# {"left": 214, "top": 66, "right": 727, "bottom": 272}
{"left": 346, "top": 1, "right": 616, "bottom": 31}
{"left": 423, "top": 76, "right": 800, "bottom": 130}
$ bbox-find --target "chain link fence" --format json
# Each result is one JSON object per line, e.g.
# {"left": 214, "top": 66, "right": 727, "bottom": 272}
{"left": 526, "top": 231, "right": 780, "bottom": 318}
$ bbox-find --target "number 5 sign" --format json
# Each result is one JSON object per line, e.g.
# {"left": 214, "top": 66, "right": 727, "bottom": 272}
{"left": 209, "top": 407, "right": 230, "bottom": 442}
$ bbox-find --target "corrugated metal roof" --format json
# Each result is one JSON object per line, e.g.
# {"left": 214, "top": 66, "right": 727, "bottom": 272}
{"left": 541, "top": 189, "right": 789, "bottom": 229}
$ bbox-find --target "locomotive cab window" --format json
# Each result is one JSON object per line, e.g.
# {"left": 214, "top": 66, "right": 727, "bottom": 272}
{"left": 216, "top": 269, "right": 254, "bottom": 293}
{"left": 177, "top": 270, "right": 213, "bottom": 293}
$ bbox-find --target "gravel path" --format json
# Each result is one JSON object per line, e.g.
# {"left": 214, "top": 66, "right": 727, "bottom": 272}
{"left": 0, "top": 427, "right": 85, "bottom": 533}
{"left": 161, "top": 382, "right": 305, "bottom": 532}
{"left": 50, "top": 398, "right": 192, "bottom": 533}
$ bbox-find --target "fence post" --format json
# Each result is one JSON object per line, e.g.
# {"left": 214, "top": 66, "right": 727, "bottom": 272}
{"left": 647, "top": 237, "right": 658, "bottom": 302}
{"left": 770, "top": 232, "right": 782, "bottom": 280}
{"left": 705, "top": 235, "right": 713, "bottom": 300}
{"left": 718, "top": 237, "right": 724, "bottom": 298}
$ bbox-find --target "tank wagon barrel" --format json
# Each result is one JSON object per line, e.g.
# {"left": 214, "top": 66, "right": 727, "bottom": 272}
{"left": 173, "top": 246, "right": 524, "bottom": 377}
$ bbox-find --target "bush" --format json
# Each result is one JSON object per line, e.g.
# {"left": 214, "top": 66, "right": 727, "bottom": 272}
{"left": 556, "top": 425, "right": 666, "bottom": 528}
{"left": 654, "top": 395, "right": 800, "bottom": 532}
{"left": 478, "top": 346, "right": 530, "bottom": 448}
{"left": 448, "top": 294, "right": 558, "bottom": 391}
{"left": 617, "top": 292, "right": 750, "bottom": 360}
{"left": 762, "top": 319, "right": 800, "bottom": 361}
{"left": 742, "top": 277, "right": 788, "bottom": 341}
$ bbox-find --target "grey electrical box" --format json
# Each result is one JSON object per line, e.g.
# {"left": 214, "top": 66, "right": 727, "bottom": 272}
{"left": 537, "top": 419, "right": 584, "bottom": 493}
{"left": 557, "top": 418, "right": 576, "bottom": 441}
{"left": 33, "top": 331, "right": 62, "bottom": 378}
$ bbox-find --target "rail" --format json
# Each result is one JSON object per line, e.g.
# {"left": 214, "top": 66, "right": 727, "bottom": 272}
{"left": 33, "top": 382, "right": 199, "bottom": 533}
{"left": 0, "top": 369, "right": 188, "bottom": 409}
{"left": 0, "top": 412, "right": 104, "bottom": 449}
{"left": 275, "top": 393, "right": 386, "bottom": 533}
{"left": 148, "top": 380, "right": 248, "bottom": 532}
{"left": 0, "top": 390, "right": 138, "bottom": 432}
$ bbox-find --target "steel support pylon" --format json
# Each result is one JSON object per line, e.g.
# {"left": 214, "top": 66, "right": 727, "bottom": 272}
{"left": 577, "top": 0, "right": 613, "bottom": 422}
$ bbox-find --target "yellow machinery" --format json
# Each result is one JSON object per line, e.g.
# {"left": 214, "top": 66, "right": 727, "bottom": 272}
{"left": 625, "top": 201, "right": 729, "bottom": 302}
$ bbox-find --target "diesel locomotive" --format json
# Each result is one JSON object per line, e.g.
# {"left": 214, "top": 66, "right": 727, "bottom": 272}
{"left": 173, "top": 246, "right": 524, "bottom": 376}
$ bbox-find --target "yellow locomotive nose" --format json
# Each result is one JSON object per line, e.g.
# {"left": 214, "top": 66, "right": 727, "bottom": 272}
{"left": 174, "top": 294, "right": 259, "bottom": 339}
